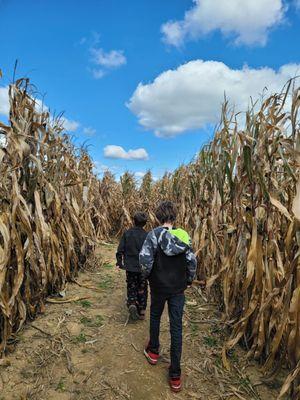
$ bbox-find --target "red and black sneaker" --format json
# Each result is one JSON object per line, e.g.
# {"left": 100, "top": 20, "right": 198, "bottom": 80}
{"left": 144, "top": 343, "right": 159, "bottom": 365}
{"left": 169, "top": 376, "right": 182, "bottom": 392}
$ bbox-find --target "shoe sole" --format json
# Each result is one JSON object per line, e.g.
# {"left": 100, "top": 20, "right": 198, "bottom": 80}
{"left": 170, "top": 382, "right": 182, "bottom": 392}
{"left": 143, "top": 349, "right": 158, "bottom": 365}
{"left": 128, "top": 305, "right": 139, "bottom": 321}
{"left": 169, "top": 377, "right": 182, "bottom": 392}
{"left": 170, "top": 385, "right": 182, "bottom": 393}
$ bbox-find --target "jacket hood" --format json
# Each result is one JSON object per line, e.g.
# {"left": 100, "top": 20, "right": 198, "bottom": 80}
{"left": 156, "top": 227, "right": 190, "bottom": 256}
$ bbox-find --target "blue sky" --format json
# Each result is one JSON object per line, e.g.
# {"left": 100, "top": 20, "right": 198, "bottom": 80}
{"left": 0, "top": 0, "right": 300, "bottom": 180}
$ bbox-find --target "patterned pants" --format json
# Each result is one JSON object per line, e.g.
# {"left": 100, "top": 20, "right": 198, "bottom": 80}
{"left": 126, "top": 271, "right": 148, "bottom": 313}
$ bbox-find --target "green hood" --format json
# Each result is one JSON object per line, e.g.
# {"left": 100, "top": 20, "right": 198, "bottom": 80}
{"left": 169, "top": 228, "right": 190, "bottom": 245}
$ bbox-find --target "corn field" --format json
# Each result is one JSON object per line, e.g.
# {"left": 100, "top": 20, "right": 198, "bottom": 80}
{"left": 162, "top": 86, "right": 300, "bottom": 398}
{"left": 0, "top": 78, "right": 300, "bottom": 398}
{"left": 111, "top": 83, "right": 300, "bottom": 398}
{"left": 0, "top": 79, "right": 110, "bottom": 354}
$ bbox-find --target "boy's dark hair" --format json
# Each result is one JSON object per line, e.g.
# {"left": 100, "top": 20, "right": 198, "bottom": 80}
{"left": 155, "top": 201, "right": 177, "bottom": 224}
{"left": 133, "top": 212, "right": 148, "bottom": 227}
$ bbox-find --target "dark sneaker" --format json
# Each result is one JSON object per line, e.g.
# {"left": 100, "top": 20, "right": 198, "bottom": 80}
{"left": 144, "top": 344, "right": 159, "bottom": 365}
{"left": 139, "top": 310, "right": 146, "bottom": 320}
{"left": 128, "top": 304, "right": 139, "bottom": 321}
{"left": 169, "top": 376, "right": 182, "bottom": 392}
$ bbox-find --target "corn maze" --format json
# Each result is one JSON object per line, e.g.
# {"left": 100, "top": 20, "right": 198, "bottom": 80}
{"left": 0, "top": 78, "right": 299, "bottom": 398}
{"left": 0, "top": 79, "right": 110, "bottom": 354}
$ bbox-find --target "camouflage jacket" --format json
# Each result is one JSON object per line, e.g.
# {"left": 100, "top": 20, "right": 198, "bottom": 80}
{"left": 139, "top": 226, "right": 197, "bottom": 284}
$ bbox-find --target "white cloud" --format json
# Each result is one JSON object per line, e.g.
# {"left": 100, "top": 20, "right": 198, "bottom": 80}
{"left": 62, "top": 118, "right": 80, "bottom": 132}
{"left": 91, "top": 48, "right": 126, "bottom": 68}
{"left": 0, "top": 86, "right": 9, "bottom": 116}
{"left": 83, "top": 126, "right": 96, "bottom": 136}
{"left": 90, "top": 46, "right": 126, "bottom": 79}
{"left": 161, "top": 0, "right": 285, "bottom": 47}
{"left": 128, "top": 60, "right": 300, "bottom": 137}
{"left": 79, "top": 32, "right": 126, "bottom": 79}
{"left": 104, "top": 145, "right": 149, "bottom": 160}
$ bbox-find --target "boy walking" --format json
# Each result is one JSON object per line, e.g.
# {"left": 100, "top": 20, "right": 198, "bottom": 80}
{"left": 116, "top": 212, "right": 148, "bottom": 321}
{"left": 139, "top": 201, "right": 197, "bottom": 392}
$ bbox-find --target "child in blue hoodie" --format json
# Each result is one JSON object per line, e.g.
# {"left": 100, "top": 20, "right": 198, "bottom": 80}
{"left": 139, "top": 201, "right": 198, "bottom": 393}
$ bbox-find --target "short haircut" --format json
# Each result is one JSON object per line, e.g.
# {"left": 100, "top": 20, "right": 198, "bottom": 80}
{"left": 133, "top": 212, "right": 148, "bottom": 227}
{"left": 155, "top": 201, "right": 177, "bottom": 224}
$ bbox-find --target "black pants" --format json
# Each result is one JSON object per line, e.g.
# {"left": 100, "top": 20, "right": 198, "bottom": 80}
{"left": 148, "top": 291, "right": 185, "bottom": 378}
{"left": 126, "top": 271, "right": 148, "bottom": 313}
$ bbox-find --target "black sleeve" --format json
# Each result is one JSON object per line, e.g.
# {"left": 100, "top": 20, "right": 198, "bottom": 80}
{"left": 116, "top": 233, "right": 126, "bottom": 267}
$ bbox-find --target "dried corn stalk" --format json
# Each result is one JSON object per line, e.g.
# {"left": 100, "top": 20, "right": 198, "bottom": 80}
{"left": 116, "top": 83, "right": 300, "bottom": 398}
{"left": 0, "top": 79, "right": 109, "bottom": 353}
{"left": 142, "top": 83, "right": 300, "bottom": 399}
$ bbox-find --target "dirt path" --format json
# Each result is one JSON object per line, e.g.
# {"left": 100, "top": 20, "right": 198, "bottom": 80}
{"left": 0, "top": 243, "right": 281, "bottom": 400}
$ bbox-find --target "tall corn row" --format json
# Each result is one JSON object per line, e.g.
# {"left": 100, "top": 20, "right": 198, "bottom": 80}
{"left": 115, "top": 171, "right": 138, "bottom": 235}
{"left": 139, "top": 171, "right": 157, "bottom": 227}
{"left": 0, "top": 80, "right": 107, "bottom": 353}
{"left": 148, "top": 85, "right": 300, "bottom": 398}
{"left": 113, "top": 171, "right": 157, "bottom": 233}
{"left": 95, "top": 171, "right": 121, "bottom": 238}
{"left": 51, "top": 80, "right": 298, "bottom": 395}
